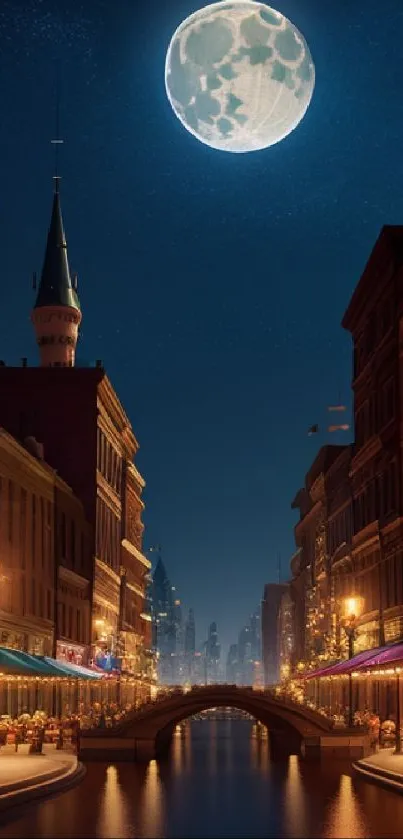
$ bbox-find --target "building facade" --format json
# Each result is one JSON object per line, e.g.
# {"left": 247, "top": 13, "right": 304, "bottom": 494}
{"left": 0, "top": 427, "right": 91, "bottom": 661}
{"left": 54, "top": 475, "right": 92, "bottom": 664}
{"left": 0, "top": 181, "right": 152, "bottom": 681}
{"left": 342, "top": 225, "right": 403, "bottom": 651}
{"left": 284, "top": 226, "right": 403, "bottom": 681}
{"left": 277, "top": 586, "right": 294, "bottom": 681}
{"left": 291, "top": 446, "right": 346, "bottom": 670}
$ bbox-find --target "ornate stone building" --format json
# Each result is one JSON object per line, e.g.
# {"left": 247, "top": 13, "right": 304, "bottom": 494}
{"left": 342, "top": 225, "right": 403, "bottom": 650}
{"left": 54, "top": 474, "right": 92, "bottom": 665}
{"left": 0, "top": 180, "right": 152, "bottom": 678}
{"left": 292, "top": 446, "right": 347, "bottom": 669}
{"left": 0, "top": 427, "right": 91, "bottom": 660}
{"left": 0, "top": 429, "right": 55, "bottom": 656}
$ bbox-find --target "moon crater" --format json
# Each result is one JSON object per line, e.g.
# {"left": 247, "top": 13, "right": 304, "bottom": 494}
{"left": 165, "top": 1, "right": 315, "bottom": 153}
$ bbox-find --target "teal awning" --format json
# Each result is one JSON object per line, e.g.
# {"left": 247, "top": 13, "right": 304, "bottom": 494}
{"left": 42, "top": 657, "right": 102, "bottom": 680}
{"left": 0, "top": 648, "right": 66, "bottom": 677}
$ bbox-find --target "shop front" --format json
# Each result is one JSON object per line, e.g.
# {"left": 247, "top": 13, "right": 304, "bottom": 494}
{"left": 56, "top": 640, "right": 88, "bottom": 667}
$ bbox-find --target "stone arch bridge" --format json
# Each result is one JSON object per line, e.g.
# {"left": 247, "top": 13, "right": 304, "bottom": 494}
{"left": 79, "top": 685, "right": 369, "bottom": 762}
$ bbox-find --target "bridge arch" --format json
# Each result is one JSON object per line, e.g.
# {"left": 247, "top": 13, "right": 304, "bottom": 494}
{"left": 109, "top": 687, "right": 332, "bottom": 758}
{"left": 79, "top": 687, "right": 371, "bottom": 762}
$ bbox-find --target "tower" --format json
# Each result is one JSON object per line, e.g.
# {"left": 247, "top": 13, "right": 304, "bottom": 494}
{"left": 31, "top": 180, "right": 81, "bottom": 367}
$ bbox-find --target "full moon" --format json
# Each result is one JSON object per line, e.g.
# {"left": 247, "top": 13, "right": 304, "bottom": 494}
{"left": 165, "top": 1, "right": 315, "bottom": 153}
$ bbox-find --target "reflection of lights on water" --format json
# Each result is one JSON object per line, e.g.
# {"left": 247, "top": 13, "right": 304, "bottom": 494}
{"left": 284, "top": 755, "right": 307, "bottom": 836}
{"left": 140, "top": 759, "right": 165, "bottom": 838}
{"left": 209, "top": 720, "right": 218, "bottom": 773}
{"left": 323, "top": 774, "right": 368, "bottom": 838}
{"left": 250, "top": 727, "right": 269, "bottom": 774}
{"left": 173, "top": 728, "right": 184, "bottom": 772}
{"left": 173, "top": 722, "right": 192, "bottom": 772}
{"left": 98, "top": 765, "right": 130, "bottom": 837}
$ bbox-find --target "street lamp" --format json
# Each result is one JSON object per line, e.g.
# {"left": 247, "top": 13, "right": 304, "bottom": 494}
{"left": 395, "top": 669, "right": 402, "bottom": 755}
{"left": 342, "top": 596, "right": 364, "bottom": 729}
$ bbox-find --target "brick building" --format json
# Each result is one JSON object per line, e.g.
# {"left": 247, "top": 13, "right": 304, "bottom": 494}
{"left": 54, "top": 474, "right": 92, "bottom": 664}
{"left": 291, "top": 446, "right": 346, "bottom": 668}
{"left": 286, "top": 227, "right": 403, "bottom": 678}
{"left": 326, "top": 445, "right": 354, "bottom": 656}
{"left": 342, "top": 225, "right": 403, "bottom": 650}
{"left": 0, "top": 181, "right": 152, "bottom": 678}
{"left": 0, "top": 427, "right": 91, "bottom": 660}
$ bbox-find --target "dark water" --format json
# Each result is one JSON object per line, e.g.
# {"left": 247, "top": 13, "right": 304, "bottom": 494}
{"left": 0, "top": 720, "right": 402, "bottom": 838}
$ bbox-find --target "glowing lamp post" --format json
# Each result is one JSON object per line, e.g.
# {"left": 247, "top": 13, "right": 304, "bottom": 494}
{"left": 395, "top": 669, "right": 402, "bottom": 755}
{"left": 342, "top": 597, "right": 364, "bottom": 728}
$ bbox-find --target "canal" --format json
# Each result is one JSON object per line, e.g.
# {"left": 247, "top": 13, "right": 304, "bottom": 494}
{"left": 0, "top": 720, "right": 402, "bottom": 838}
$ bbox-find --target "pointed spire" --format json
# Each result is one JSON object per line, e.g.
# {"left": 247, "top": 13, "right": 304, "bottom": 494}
{"left": 34, "top": 186, "right": 80, "bottom": 311}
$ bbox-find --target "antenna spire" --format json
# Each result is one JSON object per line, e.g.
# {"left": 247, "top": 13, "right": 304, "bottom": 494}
{"left": 51, "top": 62, "right": 63, "bottom": 193}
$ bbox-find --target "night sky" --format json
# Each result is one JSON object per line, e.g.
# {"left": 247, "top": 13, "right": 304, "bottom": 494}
{"left": 1, "top": 0, "right": 402, "bottom": 656}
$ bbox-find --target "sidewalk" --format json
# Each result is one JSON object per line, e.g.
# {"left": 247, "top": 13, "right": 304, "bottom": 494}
{"left": 0, "top": 751, "right": 85, "bottom": 812}
{"left": 353, "top": 748, "right": 403, "bottom": 794}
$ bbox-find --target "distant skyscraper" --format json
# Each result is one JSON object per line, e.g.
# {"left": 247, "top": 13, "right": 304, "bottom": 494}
{"left": 184, "top": 608, "right": 196, "bottom": 682}
{"left": 226, "top": 644, "right": 238, "bottom": 683}
{"left": 185, "top": 609, "right": 196, "bottom": 655}
{"left": 262, "top": 583, "right": 288, "bottom": 685}
{"left": 206, "top": 622, "right": 221, "bottom": 683}
{"left": 152, "top": 555, "right": 175, "bottom": 683}
{"left": 151, "top": 555, "right": 189, "bottom": 684}
{"left": 228, "top": 609, "right": 263, "bottom": 686}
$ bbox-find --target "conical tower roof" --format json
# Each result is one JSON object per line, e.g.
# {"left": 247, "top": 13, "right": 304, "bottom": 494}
{"left": 34, "top": 186, "right": 80, "bottom": 310}
{"left": 153, "top": 557, "right": 168, "bottom": 583}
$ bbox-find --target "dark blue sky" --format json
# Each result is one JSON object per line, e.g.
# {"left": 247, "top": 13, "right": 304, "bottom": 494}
{"left": 1, "top": 0, "right": 402, "bottom": 654}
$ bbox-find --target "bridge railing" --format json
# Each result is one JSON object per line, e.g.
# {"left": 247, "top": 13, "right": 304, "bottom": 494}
{"left": 79, "top": 684, "right": 342, "bottom": 732}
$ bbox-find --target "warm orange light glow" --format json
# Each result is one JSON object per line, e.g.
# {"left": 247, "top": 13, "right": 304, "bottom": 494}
{"left": 342, "top": 596, "right": 364, "bottom": 620}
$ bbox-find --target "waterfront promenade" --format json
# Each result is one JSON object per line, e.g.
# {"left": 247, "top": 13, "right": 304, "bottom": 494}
{"left": 0, "top": 753, "right": 84, "bottom": 813}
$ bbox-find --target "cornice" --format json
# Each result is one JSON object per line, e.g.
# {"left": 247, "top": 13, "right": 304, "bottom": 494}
{"left": 95, "top": 556, "right": 121, "bottom": 585}
{"left": 93, "top": 591, "right": 120, "bottom": 615}
{"left": 310, "top": 473, "right": 325, "bottom": 503}
{"left": 121, "top": 538, "right": 151, "bottom": 569}
{"left": 0, "top": 428, "right": 55, "bottom": 488}
{"left": 96, "top": 471, "right": 121, "bottom": 516}
{"left": 97, "top": 410, "right": 124, "bottom": 452}
{"left": 351, "top": 435, "right": 382, "bottom": 475}
{"left": 352, "top": 526, "right": 379, "bottom": 553}
{"left": 126, "top": 580, "right": 145, "bottom": 598}
{"left": 294, "top": 499, "right": 321, "bottom": 531}
{"left": 127, "top": 461, "right": 146, "bottom": 489}
{"left": 382, "top": 516, "right": 403, "bottom": 535}
{"left": 0, "top": 610, "right": 54, "bottom": 634}
{"left": 98, "top": 375, "right": 139, "bottom": 455}
{"left": 58, "top": 564, "right": 90, "bottom": 590}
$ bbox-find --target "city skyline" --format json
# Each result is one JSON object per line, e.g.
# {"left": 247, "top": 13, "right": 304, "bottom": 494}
{"left": 1, "top": 0, "right": 403, "bottom": 651}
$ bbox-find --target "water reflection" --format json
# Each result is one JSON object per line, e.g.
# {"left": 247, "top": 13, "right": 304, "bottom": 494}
{"left": 208, "top": 719, "right": 218, "bottom": 774}
{"left": 323, "top": 774, "right": 369, "bottom": 839}
{"left": 139, "top": 759, "right": 165, "bottom": 838}
{"left": 250, "top": 723, "right": 269, "bottom": 774}
{"left": 98, "top": 765, "right": 130, "bottom": 839}
{"left": 0, "top": 721, "right": 402, "bottom": 838}
{"left": 284, "top": 754, "right": 307, "bottom": 837}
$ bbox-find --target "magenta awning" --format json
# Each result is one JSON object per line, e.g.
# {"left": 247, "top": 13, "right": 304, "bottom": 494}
{"left": 302, "top": 641, "right": 403, "bottom": 680}
{"left": 357, "top": 643, "right": 403, "bottom": 670}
